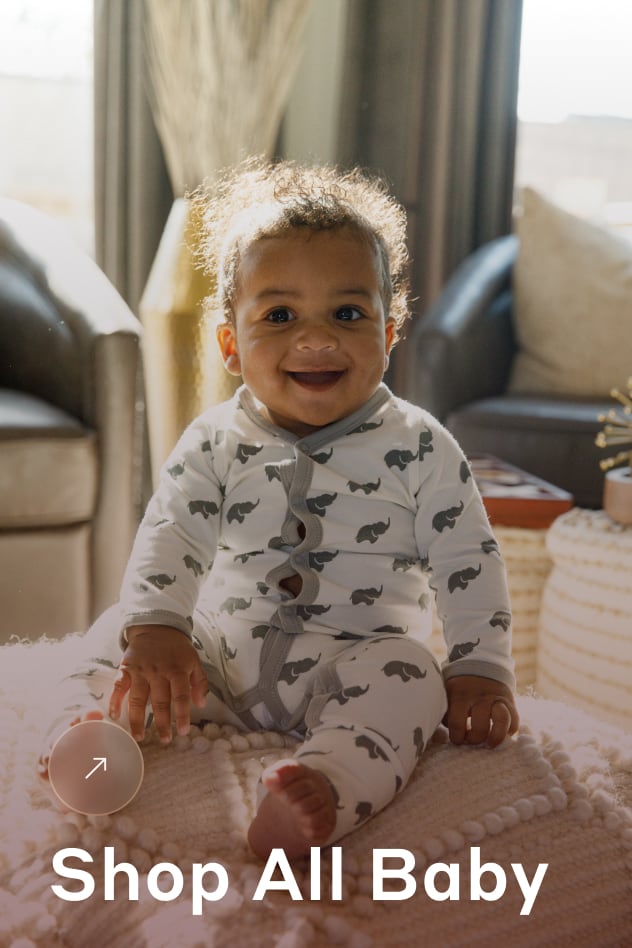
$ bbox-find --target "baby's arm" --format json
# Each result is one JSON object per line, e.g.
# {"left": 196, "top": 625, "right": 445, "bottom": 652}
{"left": 444, "top": 674, "right": 519, "bottom": 747}
{"left": 111, "top": 416, "right": 223, "bottom": 740}
{"left": 413, "top": 421, "right": 517, "bottom": 744}
{"left": 109, "top": 625, "right": 208, "bottom": 744}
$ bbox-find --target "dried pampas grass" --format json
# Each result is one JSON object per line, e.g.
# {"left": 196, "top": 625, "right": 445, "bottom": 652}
{"left": 144, "top": 0, "right": 312, "bottom": 195}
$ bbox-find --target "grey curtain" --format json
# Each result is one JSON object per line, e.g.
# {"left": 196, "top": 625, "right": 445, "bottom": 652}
{"left": 93, "top": 0, "right": 173, "bottom": 314}
{"left": 338, "top": 0, "right": 523, "bottom": 389}
{"left": 94, "top": 0, "right": 523, "bottom": 359}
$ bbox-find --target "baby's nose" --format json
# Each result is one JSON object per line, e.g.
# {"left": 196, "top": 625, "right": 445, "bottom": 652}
{"left": 295, "top": 323, "right": 338, "bottom": 350}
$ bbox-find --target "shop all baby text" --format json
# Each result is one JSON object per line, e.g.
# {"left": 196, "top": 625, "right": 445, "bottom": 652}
{"left": 51, "top": 846, "right": 547, "bottom": 916}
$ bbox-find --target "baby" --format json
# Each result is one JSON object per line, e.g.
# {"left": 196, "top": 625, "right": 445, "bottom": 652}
{"left": 42, "top": 159, "right": 518, "bottom": 860}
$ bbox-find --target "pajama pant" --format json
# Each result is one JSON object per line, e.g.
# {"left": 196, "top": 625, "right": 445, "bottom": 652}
{"left": 46, "top": 605, "right": 448, "bottom": 844}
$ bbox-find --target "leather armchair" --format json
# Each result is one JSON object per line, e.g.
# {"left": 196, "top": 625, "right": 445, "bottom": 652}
{"left": 0, "top": 198, "right": 142, "bottom": 642}
{"left": 404, "top": 235, "right": 610, "bottom": 508}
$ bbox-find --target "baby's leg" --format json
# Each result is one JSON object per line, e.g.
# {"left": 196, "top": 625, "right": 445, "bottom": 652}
{"left": 249, "top": 635, "right": 446, "bottom": 857}
{"left": 247, "top": 758, "right": 338, "bottom": 859}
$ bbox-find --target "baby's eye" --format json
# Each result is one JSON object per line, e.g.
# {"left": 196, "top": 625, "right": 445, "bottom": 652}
{"left": 335, "top": 306, "right": 363, "bottom": 321}
{"left": 265, "top": 308, "right": 294, "bottom": 324}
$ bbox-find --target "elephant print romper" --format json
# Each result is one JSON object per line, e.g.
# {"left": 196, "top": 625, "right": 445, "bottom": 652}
{"left": 57, "top": 383, "right": 514, "bottom": 844}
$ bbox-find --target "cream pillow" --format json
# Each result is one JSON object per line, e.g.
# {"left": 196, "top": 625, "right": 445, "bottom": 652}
{"left": 508, "top": 187, "right": 632, "bottom": 397}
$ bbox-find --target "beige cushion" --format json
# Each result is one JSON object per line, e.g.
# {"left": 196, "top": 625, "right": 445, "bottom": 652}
{"left": 0, "top": 390, "right": 97, "bottom": 528}
{"left": 508, "top": 187, "right": 632, "bottom": 397}
{"left": 0, "top": 526, "right": 90, "bottom": 641}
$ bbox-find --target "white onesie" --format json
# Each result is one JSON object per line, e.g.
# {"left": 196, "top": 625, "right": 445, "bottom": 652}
{"left": 63, "top": 384, "right": 514, "bottom": 843}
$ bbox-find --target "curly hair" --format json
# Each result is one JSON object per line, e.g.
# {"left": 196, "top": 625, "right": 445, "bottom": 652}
{"left": 191, "top": 157, "right": 411, "bottom": 342}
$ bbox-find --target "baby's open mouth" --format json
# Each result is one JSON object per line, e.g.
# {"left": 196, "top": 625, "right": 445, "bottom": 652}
{"left": 288, "top": 371, "right": 345, "bottom": 388}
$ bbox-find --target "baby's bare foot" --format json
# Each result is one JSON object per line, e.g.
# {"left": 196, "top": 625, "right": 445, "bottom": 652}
{"left": 38, "top": 709, "right": 105, "bottom": 781}
{"left": 247, "top": 759, "right": 337, "bottom": 860}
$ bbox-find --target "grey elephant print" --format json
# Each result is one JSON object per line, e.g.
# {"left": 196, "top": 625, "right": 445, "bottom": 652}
{"left": 448, "top": 639, "right": 480, "bottom": 661}
{"left": 392, "top": 556, "right": 417, "bottom": 572}
{"left": 459, "top": 460, "right": 472, "bottom": 483}
{"left": 220, "top": 635, "right": 237, "bottom": 661}
{"left": 481, "top": 538, "right": 500, "bottom": 555}
{"left": 448, "top": 563, "right": 482, "bottom": 592}
{"left": 251, "top": 624, "right": 270, "bottom": 640}
{"left": 418, "top": 428, "right": 434, "bottom": 460}
{"left": 413, "top": 726, "right": 425, "bottom": 758}
{"left": 383, "top": 661, "right": 427, "bottom": 682}
{"left": 355, "top": 734, "right": 389, "bottom": 761}
{"left": 265, "top": 464, "right": 281, "bottom": 482}
{"left": 432, "top": 501, "right": 465, "bottom": 532}
{"left": 311, "top": 448, "right": 333, "bottom": 464}
{"left": 147, "top": 573, "right": 176, "bottom": 589}
{"left": 328, "top": 684, "right": 370, "bottom": 705}
{"left": 227, "top": 499, "right": 260, "bottom": 524}
{"left": 309, "top": 549, "right": 339, "bottom": 572}
{"left": 385, "top": 448, "right": 418, "bottom": 471}
{"left": 278, "top": 654, "right": 322, "bottom": 685}
{"left": 220, "top": 596, "right": 253, "bottom": 615}
{"left": 233, "top": 549, "right": 264, "bottom": 564}
{"left": 188, "top": 499, "right": 219, "bottom": 519}
{"left": 355, "top": 801, "right": 374, "bottom": 824}
{"left": 348, "top": 419, "right": 383, "bottom": 435}
{"left": 297, "top": 604, "right": 332, "bottom": 620}
{"left": 348, "top": 478, "right": 382, "bottom": 494}
{"left": 356, "top": 518, "right": 391, "bottom": 543}
{"left": 235, "top": 443, "right": 263, "bottom": 463}
{"left": 371, "top": 624, "right": 408, "bottom": 636}
{"left": 93, "top": 658, "right": 118, "bottom": 669}
{"left": 306, "top": 492, "right": 338, "bottom": 516}
{"left": 490, "top": 610, "right": 511, "bottom": 631}
{"left": 350, "top": 586, "right": 383, "bottom": 605}
{"left": 183, "top": 554, "right": 204, "bottom": 577}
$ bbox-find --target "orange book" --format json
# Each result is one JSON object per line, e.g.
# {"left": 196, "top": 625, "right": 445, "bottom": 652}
{"left": 469, "top": 454, "right": 574, "bottom": 529}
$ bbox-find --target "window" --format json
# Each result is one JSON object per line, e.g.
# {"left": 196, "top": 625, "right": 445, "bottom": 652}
{"left": 515, "top": 0, "right": 632, "bottom": 240}
{"left": 0, "top": 0, "right": 93, "bottom": 250}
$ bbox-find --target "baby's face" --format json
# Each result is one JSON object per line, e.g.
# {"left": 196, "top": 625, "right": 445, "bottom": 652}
{"left": 217, "top": 227, "right": 396, "bottom": 438}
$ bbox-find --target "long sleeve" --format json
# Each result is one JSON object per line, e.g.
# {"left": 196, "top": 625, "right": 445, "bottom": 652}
{"left": 413, "top": 425, "right": 514, "bottom": 688}
{"left": 119, "top": 416, "right": 223, "bottom": 642}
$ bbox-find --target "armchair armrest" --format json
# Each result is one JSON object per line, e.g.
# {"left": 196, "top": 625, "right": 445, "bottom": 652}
{"left": 404, "top": 235, "right": 519, "bottom": 421}
{"left": 0, "top": 198, "right": 143, "bottom": 615}
{"left": 0, "top": 198, "right": 141, "bottom": 427}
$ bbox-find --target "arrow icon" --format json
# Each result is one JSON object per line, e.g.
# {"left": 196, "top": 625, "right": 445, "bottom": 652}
{"left": 85, "top": 757, "right": 107, "bottom": 780}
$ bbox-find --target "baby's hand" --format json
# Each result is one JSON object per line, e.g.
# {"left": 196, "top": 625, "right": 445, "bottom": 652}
{"left": 109, "top": 625, "right": 208, "bottom": 744}
{"left": 444, "top": 675, "right": 519, "bottom": 748}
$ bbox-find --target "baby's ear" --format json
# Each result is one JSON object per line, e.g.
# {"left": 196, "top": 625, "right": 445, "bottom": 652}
{"left": 384, "top": 319, "right": 397, "bottom": 363}
{"left": 216, "top": 323, "right": 242, "bottom": 376}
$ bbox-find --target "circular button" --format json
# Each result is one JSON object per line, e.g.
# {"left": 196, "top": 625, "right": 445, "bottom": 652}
{"left": 48, "top": 719, "right": 144, "bottom": 815}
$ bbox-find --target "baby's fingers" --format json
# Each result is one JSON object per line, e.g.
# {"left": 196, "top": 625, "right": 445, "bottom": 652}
{"left": 108, "top": 669, "right": 131, "bottom": 720}
{"left": 444, "top": 698, "right": 470, "bottom": 745}
{"left": 169, "top": 669, "right": 202, "bottom": 737}
{"left": 486, "top": 700, "right": 512, "bottom": 747}
{"left": 190, "top": 662, "right": 209, "bottom": 710}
